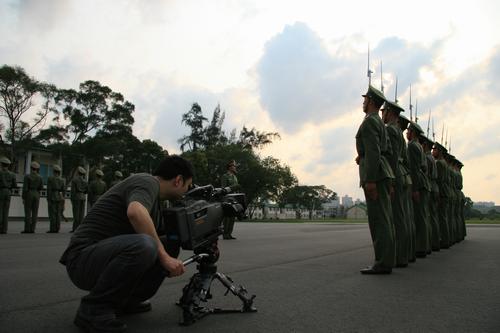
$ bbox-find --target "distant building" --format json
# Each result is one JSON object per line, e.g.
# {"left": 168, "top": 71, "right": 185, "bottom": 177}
{"left": 354, "top": 198, "right": 364, "bottom": 205}
{"left": 342, "top": 195, "right": 353, "bottom": 208}
{"left": 322, "top": 199, "right": 340, "bottom": 217}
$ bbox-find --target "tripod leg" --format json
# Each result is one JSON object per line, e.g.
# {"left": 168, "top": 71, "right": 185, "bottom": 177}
{"left": 214, "top": 272, "right": 257, "bottom": 312}
{"left": 178, "top": 272, "right": 216, "bottom": 325}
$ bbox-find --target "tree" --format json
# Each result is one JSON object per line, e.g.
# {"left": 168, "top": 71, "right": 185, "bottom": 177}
{"left": 282, "top": 185, "right": 336, "bottom": 219}
{"left": 0, "top": 65, "right": 56, "bottom": 161}
{"left": 56, "top": 80, "right": 134, "bottom": 145}
{"left": 178, "top": 103, "right": 207, "bottom": 152}
{"left": 236, "top": 126, "right": 280, "bottom": 150}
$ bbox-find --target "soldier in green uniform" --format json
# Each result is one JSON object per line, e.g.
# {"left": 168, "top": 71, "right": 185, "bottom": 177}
{"left": 22, "top": 161, "right": 43, "bottom": 233}
{"left": 0, "top": 157, "right": 18, "bottom": 234}
{"left": 356, "top": 85, "right": 395, "bottom": 274}
{"left": 399, "top": 114, "right": 416, "bottom": 263}
{"left": 88, "top": 169, "right": 107, "bottom": 209}
{"left": 445, "top": 154, "right": 457, "bottom": 245}
{"left": 432, "top": 142, "right": 451, "bottom": 249}
{"left": 221, "top": 160, "right": 240, "bottom": 239}
{"left": 47, "top": 165, "right": 66, "bottom": 233}
{"left": 71, "top": 166, "right": 88, "bottom": 232}
{"left": 110, "top": 170, "right": 123, "bottom": 188}
{"left": 456, "top": 160, "right": 466, "bottom": 241}
{"left": 381, "top": 100, "right": 409, "bottom": 268}
{"left": 407, "top": 122, "right": 431, "bottom": 257}
{"left": 421, "top": 136, "right": 441, "bottom": 252}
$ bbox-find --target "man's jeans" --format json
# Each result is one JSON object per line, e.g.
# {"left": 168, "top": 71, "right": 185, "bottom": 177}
{"left": 66, "top": 234, "right": 168, "bottom": 310}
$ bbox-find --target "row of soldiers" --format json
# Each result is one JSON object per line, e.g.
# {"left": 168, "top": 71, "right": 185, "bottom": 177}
{"left": 0, "top": 157, "right": 124, "bottom": 234}
{"left": 357, "top": 85, "right": 466, "bottom": 274}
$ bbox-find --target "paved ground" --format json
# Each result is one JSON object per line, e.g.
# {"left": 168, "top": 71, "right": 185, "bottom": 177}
{"left": 1, "top": 221, "right": 499, "bottom": 332}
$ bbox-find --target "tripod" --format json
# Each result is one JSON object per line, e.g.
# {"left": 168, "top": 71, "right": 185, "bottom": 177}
{"left": 178, "top": 251, "right": 257, "bottom": 326}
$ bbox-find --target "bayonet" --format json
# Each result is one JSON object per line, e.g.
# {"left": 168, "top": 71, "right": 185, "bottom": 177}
{"left": 427, "top": 109, "right": 431, "bottom": 137}
{"left": 409, "top": 85, "right": 413, "bottom": 121}
{"left": 394, "top": 77, "right": 398, "bottom": 103}
{"left": 415, "top": 99, "right": 418, "bottom": 123}
{"left": 441, "top": 124, "right": 444, "bottom": 144}
{"left": 432, "top": 118, "right": 435, "bottom": 141}
{"left": 380, "top": 61, "right": 384, "bottom": 93}
{"left": 367, "top": 44, "right": 373, "bottom": 85}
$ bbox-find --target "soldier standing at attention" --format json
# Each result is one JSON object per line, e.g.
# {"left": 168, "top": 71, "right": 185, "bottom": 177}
{"left": 221, "top": 160, "right": 240, "bottom": 240}
{"left": 71, "top": 166, "right": 88, "bottom": 232}
{"left": 421, "top": 136, "right": 440, "bottom": 252}
{"left": 407, "top": 123, "right": 430, "bottom": 258}
{"left": 88, "top": 169, "right": 107, "bottom": 209}
{"left": 398, "top": 114, "right": 416, "bottom": 263}
{"left": 356, "top": 85, "right": 396, "bottom": 274}
{"left": 22, "top": 161, "right": 43, "bottom": 233}
{"left": 110, "top": 170, "right": 123, "bottom": 188}
{"left": 0, "top": 157, "right": 17, "bottom": 234}
{"left": 47, "top": 165, "right": 66, "bottom": 233}
{"left": 432, "top": 142, "right": 451, "bottom": 249}
{"left": 381, "top": 100, "right": 409, "bottom": 268}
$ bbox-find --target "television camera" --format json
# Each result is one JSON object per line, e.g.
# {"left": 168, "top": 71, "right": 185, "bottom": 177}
{"left": 162, "top": 185, "right": 257, "bottom": 326}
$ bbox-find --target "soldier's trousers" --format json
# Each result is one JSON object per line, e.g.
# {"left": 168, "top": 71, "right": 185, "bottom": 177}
{"left": 65, "top": 234, "right": 168, "bottom": 310}
{"left": 448, "top": 199, "right": 456, "bottom": 244}
{"left": 429, "top": 192, "right": 440, "bottom": 251}
{"left": 72, "top": 199, "right": 86, "bottom": 232}
{"left": 24, "top": 192, "right": 40, "bottom": 232}
{"left": 48, "top": 200, "right": 64, "bottom": 232}
{"left": 414, "top": 190, "right": 430, "bottom": 254}
{"left": 392, "top": 181, "right": 408, "bottom": 265}
{"left": 364, "top": 178, "right": 396, "bottom": 268}
{"left": 406, "top": 187, "right": 416, "bottom": 261}
{"left": 0, "top": 196, "right": 11, "bottom": 233}
{"left": 438, "top": 197, "right": 450, "bottom": 248}
{"left": 223, "top": 216, "right": 236, "bottom": 237}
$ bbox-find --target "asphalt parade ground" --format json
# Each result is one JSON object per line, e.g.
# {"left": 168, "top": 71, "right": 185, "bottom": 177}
{"left": 1, "top": 221, "right": 499, "bottom": 333}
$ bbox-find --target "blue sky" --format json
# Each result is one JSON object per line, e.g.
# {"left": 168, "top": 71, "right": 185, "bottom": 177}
{"left": 1, "top": 0, "right": 500, "bottom": 203}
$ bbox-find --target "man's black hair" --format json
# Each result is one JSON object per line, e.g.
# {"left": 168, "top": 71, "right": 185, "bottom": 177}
{"left": 153, "top": 155, "right": 194, "bottom": 181}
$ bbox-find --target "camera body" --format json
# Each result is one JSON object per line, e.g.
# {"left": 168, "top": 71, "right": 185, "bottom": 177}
{"left": 163, "top": 185, "right": 246, "bottom": 251}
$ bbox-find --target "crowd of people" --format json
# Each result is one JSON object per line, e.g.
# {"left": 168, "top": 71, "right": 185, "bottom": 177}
{"left": 0, "top": 159, "right": 124, "bottom": 234}
{"left": 356, "top": 85, "right": 466, "bottom": 274}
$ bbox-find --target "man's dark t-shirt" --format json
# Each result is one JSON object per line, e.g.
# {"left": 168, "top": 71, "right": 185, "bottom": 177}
{"left": 60, "top": 173, "right": 161, "bottom": 265}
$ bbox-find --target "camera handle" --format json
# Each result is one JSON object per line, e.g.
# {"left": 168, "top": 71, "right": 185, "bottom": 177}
{"left": 177, "top": 253, "right": 257, "bottom": 326}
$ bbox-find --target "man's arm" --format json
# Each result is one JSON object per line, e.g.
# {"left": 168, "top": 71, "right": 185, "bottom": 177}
{"left": 127, "top": 201, "right": 185, "bottom": 277}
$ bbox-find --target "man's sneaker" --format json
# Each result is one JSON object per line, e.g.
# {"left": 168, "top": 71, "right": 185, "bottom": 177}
{"left": 116, "top": 300, "right": 152, "bottom": 316}
{"left": 74, "top": 304, "right": 126, "bottom": 332}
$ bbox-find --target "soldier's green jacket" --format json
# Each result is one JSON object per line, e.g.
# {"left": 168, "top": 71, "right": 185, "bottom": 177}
{"left": 407, "top": 140, "right": 429, "bottom": 191}
{"left": 47, "top": 176, "right": 66, "bottom": 201}
{"left": 386, "top": 123, "right": 406, "bottom": 182}
{"left": 22, "top": 173, "right": 43, "bottom": 199}
{"left": 88, "top": 179, "right": 107, "bottom": 203}
{"left": 426, "top": 151, "right": 439, "bottom": 194}
{"left": 0, "top": 169, "right": 17, "bottom": 198}
{"left": 355, "top": 112, "right": 394, "bottom": 186}
{"left": 221, "top": 172, "right": 240, "bottom": 191}
{"left": 71, "top": 177, "right": 88, "bottom": 200}
{"left": 436, "top": 158, "right": 450, "bottom": 197}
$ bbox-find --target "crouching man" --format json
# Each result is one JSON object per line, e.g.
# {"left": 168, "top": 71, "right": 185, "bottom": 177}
{"left": 59, "top": 155, "right": 193, "bottom": 332}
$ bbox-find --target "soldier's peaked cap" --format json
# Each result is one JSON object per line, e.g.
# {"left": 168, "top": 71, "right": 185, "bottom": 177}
{"left": 53, "top": 165, "right": 61, "bottom": 172}
{"left": 95, "top": 169, "right": 104, "bottom": 176}
{"left": 408, "top": 121, "right": 424, "bottom": 135}
{"left": 31, "top": 161, "right": 40, "bottom": 169}
{"left": 398, "top": 114, "right": 411, "bottom": 130}
{"left": 114, "top": 171, "right": 123, "bottom": 178}
{"left": 77, "top": 166, "right": 86, "bottom": 174}
{"left": 0, "top": 156, "right": 11, "bottom": 164}
{"left": 362, "top": 85, "right": 386, "bottom": 104}
{"left": 433, "top": 142, "right": 447, "bottom": 153}
{"left": 384, "top": 100, "right": 405, "bottom": 113}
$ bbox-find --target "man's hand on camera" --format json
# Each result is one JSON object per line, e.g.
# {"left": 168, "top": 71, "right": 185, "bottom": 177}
{"left": 161, "top": 254, "right": 185, "bottom": 277}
